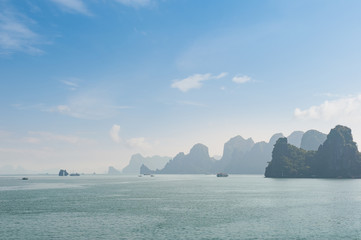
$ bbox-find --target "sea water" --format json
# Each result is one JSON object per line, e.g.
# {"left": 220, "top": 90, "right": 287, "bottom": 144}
{"left": 1, "top": 175, "right": 361, "bottom": 239}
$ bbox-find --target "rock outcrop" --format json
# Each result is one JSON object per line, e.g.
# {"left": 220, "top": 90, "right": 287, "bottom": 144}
{"left": 314, "top": 126, "right": 361, "bottom": 178}
{"left": 265, "top": 125, "right": 361, "bottom": 178}
{"left": 58, "top": 169, "right": 68, "bottom": 176}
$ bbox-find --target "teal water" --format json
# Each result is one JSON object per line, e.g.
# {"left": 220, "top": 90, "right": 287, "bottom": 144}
{"left": 1, "top": 175, "right": 361, "bottom": 239}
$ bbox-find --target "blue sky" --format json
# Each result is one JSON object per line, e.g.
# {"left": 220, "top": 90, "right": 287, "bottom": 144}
{"left": 2, "top": 0, "right": 361, "bottom": 173}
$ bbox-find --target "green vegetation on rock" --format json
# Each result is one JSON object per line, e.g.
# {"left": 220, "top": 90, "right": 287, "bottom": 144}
{"left": 265, "top": 125, "right": 361, "bottom": 178}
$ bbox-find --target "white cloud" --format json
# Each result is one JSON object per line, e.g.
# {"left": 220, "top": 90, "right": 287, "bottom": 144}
{"left": 50, "top": 0, "right": 91, "bottom": 15}
{"left": 0, "top": 10, "right": 43, "bottom": 54}
{"left": 294, "top": 95, "right": 361, "bottom": 120}
{"left": 110, "top": 125, "right": 121, "bottom": 143}
{"left": 171, "top": 72, "right": 227, "bottom": 92}
{"left": 109, "top": 125, "right": 152, "bottom": 151}
{"left": 127, "top": 137, "right": 151, "bottom": 150}
{"left": 232, "top": 75, "right": 251, "bottom": 84}
{"left": 115, "top": 0, "right": 152, "bottom": 8}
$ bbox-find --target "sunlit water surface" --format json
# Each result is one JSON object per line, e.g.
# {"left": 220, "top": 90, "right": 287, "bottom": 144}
{"left": 1, "top": 175, "right": 361, "bottom": 239}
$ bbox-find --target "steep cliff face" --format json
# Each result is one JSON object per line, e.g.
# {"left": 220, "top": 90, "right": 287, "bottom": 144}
{"left": 300, "top": 130, "right": 327, "bottom": 151}
{"left": 265, "top": 125, "right": 361, "bottom": 178}
{"left": 265, "top": 138, "right": 313, "bottom": 178}
{"left": 314, "top": 125, "right": 361, "bottom": 178}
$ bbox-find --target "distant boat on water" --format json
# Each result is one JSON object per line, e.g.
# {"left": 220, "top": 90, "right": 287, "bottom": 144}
{"left": 217, "top": 173, "right": 229, "bottom": 177}
{"left": 70, "top": 173, "right": 80, "bottom": 176}
{"left": 21, "top": 177, "right": 28, "bottom": 180}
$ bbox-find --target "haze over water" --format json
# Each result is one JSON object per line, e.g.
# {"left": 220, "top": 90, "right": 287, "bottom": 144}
{"left": 2, "top": 1, "right": 361, "bottom": 239}
{"left": 2, "top": 175, "right": 361, "bottom": 239}
{"left": 3, "top": 1, "right": 361, "bottom": 173}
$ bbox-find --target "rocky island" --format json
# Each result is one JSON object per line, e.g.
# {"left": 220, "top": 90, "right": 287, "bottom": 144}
{"left": 58, "top": 169, "right": 69, "bottom": 176}
{"left": 265, "top": 125, "right": 361, "bottom": 178}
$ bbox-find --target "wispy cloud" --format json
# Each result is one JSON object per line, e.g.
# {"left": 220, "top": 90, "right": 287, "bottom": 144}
{"left": 109, "top": 124, "right": 152, "bottom": 151}
{"left": 49, "top": 104, "right": 132, "bottom": 120}
{"left": 294, "top": 95, "right": 361, "bottom": 120}
{"left": 60, "top": 77, "right": 80, "bottom": 91}
{"left": 215, "top": 72, "right": 228, "bottom": 79}
{"left": 127, "top": 137, "right": 152, "bottom": 150}
{"left": 50, "top": 0, "right": 91, "bottom": 15}
{"left": 315, "top": 92, "right": 343, "bottom": 98}
{"left": 171, "top": 72, "right": 228, "bottom": 92}
{"left": 22, "top": 137, "right": 41, "bottom": 144}
{"left": 177, "top": 101, "right": 207, "bottom": 107}
{"left": 0, "top": 9, "right": 43, "bottom": 55}
{"left": 13, "top": 89, "right": 132, "bottom": 120}
{"left": 109, "top": 125, "right": 121, "bottom": 143}
{"left": 115, "top": 0, "right": 152, "bottom": 8}
{"left": 48, "top": 90, "right": 132, "bottom": 120}
{"left": 232, "top": 75, "right": 251, "bottom": 84}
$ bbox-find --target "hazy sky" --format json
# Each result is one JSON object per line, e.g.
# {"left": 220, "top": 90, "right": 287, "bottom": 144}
{"left": 2, "top": 0, "right": 361, "bottom": 173}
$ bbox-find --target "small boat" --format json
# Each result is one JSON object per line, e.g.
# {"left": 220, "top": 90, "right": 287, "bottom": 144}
{"left": 150, "top": 174, "right": 154, "bottom": 177}
{"left": 21, "top": 177, "right": 28, "bottom": 180}
{"left": 69, "top": 173, "right": 80, "bottom": 176}
{"left": 216, "top": 173, "right": 228, "bottom": 177}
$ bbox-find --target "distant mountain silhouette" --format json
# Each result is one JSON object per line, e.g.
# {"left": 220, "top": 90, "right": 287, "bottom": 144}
{"left": 300, "top": 130, "right": 327, "bottom": 151}
{"left": 108, "top": 166, "right": 121, "bottom": 174}
{"left": 265, "top": 125, "right": 361, "bottom": 178}
{"left": 213, "top": 133, "right": 285, "bottom": 174}
{"left": 122, "top": 154, "right": 170, "bottom": 174}
{"left": 143, "top": 133, "right": 288, "bottom": 174}
{"left": 287, "top": 131, "right": 304, "bottom": 148}
{"left": 139, "top": 128, "right": 334, "bottom": 175}
{"left": 145, "top": 144, "right": 215, "bottom": 174}
{"left": 214, "top": 136, "right": 255, "bottom": 174}
{"left": 269, "top": 133, "right": 285, "bottom": 145}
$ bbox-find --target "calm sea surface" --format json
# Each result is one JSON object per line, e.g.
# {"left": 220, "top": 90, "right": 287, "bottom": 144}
{"left": 1, "top": 174, "right": 361, "bottom": 239}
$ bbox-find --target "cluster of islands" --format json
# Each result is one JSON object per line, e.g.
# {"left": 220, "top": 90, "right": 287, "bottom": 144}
{"left": 106, "top": 125, "right": 361, "bottom": 178}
